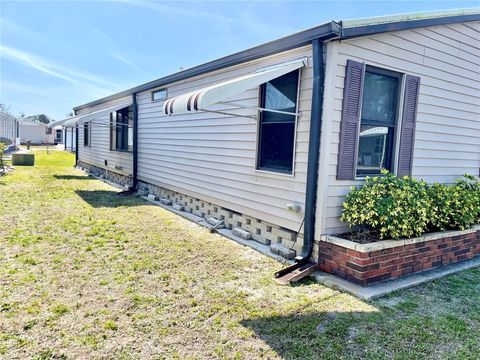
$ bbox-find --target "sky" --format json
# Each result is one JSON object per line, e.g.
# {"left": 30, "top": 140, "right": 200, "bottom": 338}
{"left": 1, "top": 0, "right": 478, "bottom": 120}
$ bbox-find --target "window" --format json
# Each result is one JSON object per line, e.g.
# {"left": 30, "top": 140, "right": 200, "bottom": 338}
{"left": 46, "top": 127, "right": 52, "bottom": 134}
{"left": 257, "top": 70, "right": 299, "bottom": 174}
{"left": 356, "top": 67, "right": 400, "bottom": 177}
{"left": 83, "top": 122, "right": 90, "bottom": 147}
{"left": 152, "top": 88, "right": 167, "bottom": 101}
{"left": 110, "top": 106, "right": 133, "bottom": 152}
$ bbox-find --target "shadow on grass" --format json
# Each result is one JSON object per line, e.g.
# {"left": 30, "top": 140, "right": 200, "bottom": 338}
{"left": 240, "top": 309, "right": 381, "bottom": 358}
{"left": 54, "top": 175, "right": 96, "bottom": 180}
{"left": 75, "top": 190, "right": 145, "bottom": 208}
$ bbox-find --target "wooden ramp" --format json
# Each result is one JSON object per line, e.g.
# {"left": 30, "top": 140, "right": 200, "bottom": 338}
{"left": 274, "top": 261, "right": 318, "bottom": 285}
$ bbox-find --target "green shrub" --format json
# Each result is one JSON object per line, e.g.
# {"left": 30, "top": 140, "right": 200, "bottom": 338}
{"left": 456, "top": 175, "right": 480, "bottom": 224}
{"left": 340, "top": 170, "right": 431, "bottom": 239}
{"left": 0, "top": 142, "right": 5, "bottom": 173}
{"left": 341, "top": 171, "right": 480, "bottom": 240}
{"left": 428, "top": 176, "right": 480, "bottom": 231}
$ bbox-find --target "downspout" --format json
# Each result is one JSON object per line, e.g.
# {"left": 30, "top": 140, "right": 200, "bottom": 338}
{"left": 75, "top": 124, "right": 79, "bottom": 166}
{"left": 296, "top": 38, "right": 325, "bottom": 263}
{"left": 132, "top": 92, "right": 138, "bottom": 190}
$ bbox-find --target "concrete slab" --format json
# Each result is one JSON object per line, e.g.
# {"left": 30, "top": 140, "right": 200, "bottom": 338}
{"left": 313, "top": 256, "right": 480, "bottom": 300}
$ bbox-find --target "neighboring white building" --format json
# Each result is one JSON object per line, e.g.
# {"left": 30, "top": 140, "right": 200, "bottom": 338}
{"left": 52, "top": 9, "right": 480, "bottom": 262}
{"left": 0, "top": 111, "right": 18, "bottom": 147}
{"left": 18, "top": 120, "right": 55, "bottom": 144}
{"left": 64, "top": 126, "right": 77, "bottom": 152}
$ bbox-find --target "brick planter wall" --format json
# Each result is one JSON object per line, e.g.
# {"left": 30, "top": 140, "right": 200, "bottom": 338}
{"left": 319, "top": 226, "right": 480, "bottom": 286}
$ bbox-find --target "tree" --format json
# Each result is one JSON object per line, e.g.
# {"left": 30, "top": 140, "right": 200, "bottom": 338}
{"left": 37, "top": 114, "right": 51, "bottom": 124}
{"left": 0, "top": 104, "right": 11, "bottom": 114}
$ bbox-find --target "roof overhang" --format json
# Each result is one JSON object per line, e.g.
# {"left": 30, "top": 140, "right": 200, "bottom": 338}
{"left": 163, "top": 58, "right": 307, "bottom": 116}
{"left": 73, "top": 21, "right": 340, "bottom": 113}
{"left": 341, "top": 9, "right": 480, "bottom": 38}
{"left": 52, "top": 100, "right": 132, "bottom": 128}
{"left": 72, "top": 9, "right": 479, "bottom": 113}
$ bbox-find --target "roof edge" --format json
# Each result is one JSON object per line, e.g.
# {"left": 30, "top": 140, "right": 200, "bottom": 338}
{"left": 341, "top": 12, "right": 480, "bottom": 38}
{"left": 74, "top": 9, "right": 480, "bottom": 112}
{"left": 74, "top": 21, "right": 339, "bottom": 112}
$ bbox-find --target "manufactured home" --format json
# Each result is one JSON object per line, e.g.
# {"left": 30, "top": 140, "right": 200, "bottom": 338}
{"left": 51, "top": 9, "right": 480, "bottom": 274}
{"left": 18, "top": 119, "right": 56, "bottom": 145}
{"left": 0, "top": 111, "right": 19, "bottom": 149}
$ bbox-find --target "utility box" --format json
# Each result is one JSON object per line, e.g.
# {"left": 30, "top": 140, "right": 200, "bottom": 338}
{"left": 12, "top": 153, "right": 35, "bottom": 166}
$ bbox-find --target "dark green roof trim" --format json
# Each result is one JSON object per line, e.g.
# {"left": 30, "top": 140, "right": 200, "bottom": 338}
{"left": 341, "top": 13, "right": 480, "bottom": 39}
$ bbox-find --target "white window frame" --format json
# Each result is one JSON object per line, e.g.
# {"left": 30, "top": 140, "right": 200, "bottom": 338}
{"left": 254, "top": 68, "right": 302, "bottom": 177}
{"left": 151, "top": 88, "right": 168, "bottom": 102}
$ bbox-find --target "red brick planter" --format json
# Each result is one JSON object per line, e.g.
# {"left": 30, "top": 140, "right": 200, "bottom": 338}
{"left": 319, "top": 226, "right": 480, "bottom": 286}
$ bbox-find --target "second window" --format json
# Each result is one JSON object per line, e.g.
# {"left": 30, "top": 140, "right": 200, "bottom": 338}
{"left": 110, "top": 106, "right": 133, "bottom": 152}
{"left": 257, "top": 70, "right": 299, "bottom": 174}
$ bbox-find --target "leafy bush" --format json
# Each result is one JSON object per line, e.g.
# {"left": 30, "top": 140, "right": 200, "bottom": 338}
{"left": 428, "top": 176, "right": 480, "bottom": 231}
{"left": 0, "top": 142, "right": 5, "bottom": 173}
{"left": 340, "top": 170, "right": 431, "bottom": 239}
{"left": 340, "top": 171, "right": 480, "bottom": 240}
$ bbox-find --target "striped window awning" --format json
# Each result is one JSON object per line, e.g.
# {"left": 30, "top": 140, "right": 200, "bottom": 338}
{"left": 163, "top": 57, "right": 307, "bottom": 116}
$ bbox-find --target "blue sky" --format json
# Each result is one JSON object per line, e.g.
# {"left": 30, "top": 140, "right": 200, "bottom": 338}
{"left": 1, "top": 0, "right": 478, "bottom": 120}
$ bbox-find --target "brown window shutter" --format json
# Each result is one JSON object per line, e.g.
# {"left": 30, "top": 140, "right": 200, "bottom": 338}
{"left": 397, "top": 75, "right": 420, "bottom": 177}
{"left": 337, "top": 60, "right": 365, "bottom": 180}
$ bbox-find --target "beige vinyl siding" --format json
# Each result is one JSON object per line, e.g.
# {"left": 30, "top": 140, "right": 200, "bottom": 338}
{"left": 77, "top": 96, "right": 133, "bottom": 177}
{"left": 320, "top": 21, "right": 480, "bottom": 235}
{"left": 137, "top": 46, "right": 313, "bottom": 231}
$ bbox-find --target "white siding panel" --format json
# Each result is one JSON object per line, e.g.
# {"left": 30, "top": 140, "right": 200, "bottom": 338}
{"left": 77, "top": 96, "right": 133, "bottom": 176}
{"left": 137, "top": 46, "right": 313, "bottom": 231}
{"left": 323, "top": 21, "right": 480, "bottom": 234}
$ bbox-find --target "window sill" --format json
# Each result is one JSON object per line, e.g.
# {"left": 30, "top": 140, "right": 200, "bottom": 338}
{"left": 255, "top": 168, "right": 294, "bottom": 178}
{"left": 110, "top": 149, "right": 132, "bottom": 153}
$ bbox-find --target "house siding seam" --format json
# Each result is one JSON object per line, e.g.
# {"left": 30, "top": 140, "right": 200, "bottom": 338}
{"left": 323, "top": 21, "right": 480, "bottom": 235}
{"left": 136, "top": 45, "right": 314, "bottom": 233}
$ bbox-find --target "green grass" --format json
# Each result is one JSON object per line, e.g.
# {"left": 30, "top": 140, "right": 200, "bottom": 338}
{"left": 1, "top": 150, "right": 479, "bottom": 359}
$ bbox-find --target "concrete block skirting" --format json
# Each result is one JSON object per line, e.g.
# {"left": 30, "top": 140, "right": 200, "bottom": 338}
{"left": 137, "top": 180, "right": 302, "bottom": 260}
{"left": 77, "top": 160, "right": 132, "bottom": 187}
{"left": 319, "top": 226, "right": 480, "bottom": 286}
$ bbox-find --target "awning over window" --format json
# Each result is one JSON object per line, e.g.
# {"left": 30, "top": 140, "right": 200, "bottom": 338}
{"left": 163, "top": 57, "right": 307, "bottom": 115}
{"left": 48, "top": 116, "right": 80, "bottom": 128}
{"left": 49, "top": 100, "right": 132, "bottom": 128}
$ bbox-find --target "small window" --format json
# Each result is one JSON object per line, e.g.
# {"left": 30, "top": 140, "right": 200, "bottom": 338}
{"left": 110, "top": 106, "right": 133, "bottom": 152}
{"left": 152, "top": 88, "right": 167, "bottom": 101}
{"left": 257, "top": 70, "right": 299, "bottom": 174}
{"left": 46, "top": 127, "right": 52, "bottom": 134}
{"left": 83, "top": 122, "right": 90, "bottom": 147}
{"left": 356, "top": 67, "right": 400, "bottom": 177}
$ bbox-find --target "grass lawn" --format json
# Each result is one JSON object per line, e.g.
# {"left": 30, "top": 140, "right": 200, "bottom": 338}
{"left": 1, "top": 150, "right": 479, "bottom": 359}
